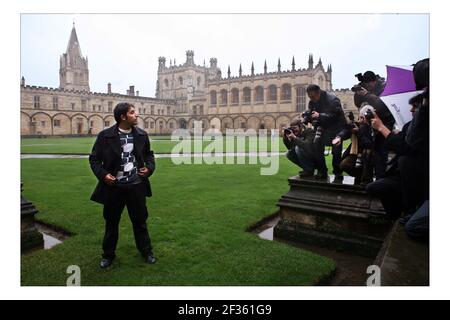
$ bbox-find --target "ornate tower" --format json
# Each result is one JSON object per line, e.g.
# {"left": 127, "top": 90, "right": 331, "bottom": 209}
{"left": 59, "top": 24, "right": 90, "bottom": 92}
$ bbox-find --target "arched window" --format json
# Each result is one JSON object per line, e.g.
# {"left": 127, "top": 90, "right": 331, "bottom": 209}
{"left": 243, "top": 87, "right": 251, "bottom": 104}
{"left": 220, "top": 89, "right": 228, "bottom": 105}
{"left": 178, "top": 76, "right": 183, "bottom": 85}
{"left": 268, "top": 85, "right": 277, "bottom": 102}
{"left": 281, "top": 83, "right": 291, "bottom": 101}
{"left": 197, "top": 77, "right": 201, "bottom": 86}
{"left": 210, "top": 90, "right": 217, "bottom": 106}
{"left": 164, "top": 79, "right": 169, "bottom": 87}
{"left": 231, "top": 88, "right": 239, "bottom": 104}
{"left": 255, "top": 86, "right": 264, "bottom": 103}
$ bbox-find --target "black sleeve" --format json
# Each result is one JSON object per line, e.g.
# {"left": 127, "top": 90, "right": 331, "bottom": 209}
{"left": 318, "top": 96, "right": 343, "bottom": 127}
{"left": 143, "top": 135, "right": 156, "bottom": 176}
{"left": 89, "top": 132, "right": 108, "bottom": 181}
{"left": 384, "top": 122, "right": 410, "bottom": 154}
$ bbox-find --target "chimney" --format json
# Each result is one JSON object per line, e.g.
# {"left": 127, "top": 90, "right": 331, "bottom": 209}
{"left": 107, "top": 82, "right": 111, "bottom": 94}
{"left": 129, "top": 85, "right": 135, "bottom": 96}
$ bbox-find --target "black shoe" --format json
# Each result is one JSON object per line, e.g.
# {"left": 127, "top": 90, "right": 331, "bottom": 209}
{"left": 332, "top": 175, "right": 344, "bottom": 184}
{"left": 144, "top": 254, "right": 157, "bottom": 264}
{"left": 100, "top": 258, "right": 113, "bottom": 269}
{"left": 299, "top": 171, "right": 314, "bottom": 179}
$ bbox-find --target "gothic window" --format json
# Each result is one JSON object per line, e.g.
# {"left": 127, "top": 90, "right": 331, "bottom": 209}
{"left": 71, "top": 103, "right": 75, "bottom": 110}
{"left": 151, "top": 105, "right": 154, "bottom": 115}
{"left": 200, "top": 105, "right": 204, "bottom": 115}
{"left": 179, "top": 76, "right": 183, "bottom": 85}
{"left": 167, "top": 106, "right": 171, "bottom": 114}
{"left": 90, "top": 121, "right": 94, "bottom": 127}
{"left": 41, "top": 121, "right": 46, "bottom": 127}
{"left": 150, "top": 122, "right": 154, "bottom": 129}
{"left": 210, "top": 90, "right": 217, "bottom": 105}
{"left": 53, "top": 119, "right": 61, "bottom": 127}
{"left": 281, "top": 84, "right": 291, "bottom": 101}
{"left": 81, "top": 99, "right": 87, "bottom": 111}
{"left": 197, "top": 77, "right": 201, "bottom": 86}
{"left": 33, "top": 96, "right": 40, "bottom": 109}
{"left": 268, "top": 85, "right": 277, "bottom": 102}
{"left": 231, "top": 88, "right": 239, "bottom": 104}
{"left": 255, "top": 86, "right": 264, "bottom": 103}
{"left": 193, "top": 106, "right": 197, "bottom": 115}
{"left": 145, "top": 121, "right": 149, "bottom": 129}
{"left": 108, "top": 101, "right": 113, "bottom": 112}
{"left": 169, "top": 122, "right": 174, "bottom": 129}
{"left": 105, "top": 121, "right": 110, "bottom": 127}
{"left": 243, "top": 87, "right": 251, "bottom": 104}
{"left": 164, "top": 79, "right": 169, "bottom": 87}
{"left": 220, "top": 89, "right": 228, "bottom": 105}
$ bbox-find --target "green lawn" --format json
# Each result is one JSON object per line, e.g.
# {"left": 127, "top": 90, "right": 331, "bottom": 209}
{"left": 21, "top": 136, "right": 350, "bottom": 155}
{"left": 20, "top": 156, "right": 336, "bottom": 286}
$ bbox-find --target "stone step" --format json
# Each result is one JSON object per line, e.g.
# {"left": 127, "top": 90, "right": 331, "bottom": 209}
{"left": 274, "top": 176, "right": 393, "bottom": 257}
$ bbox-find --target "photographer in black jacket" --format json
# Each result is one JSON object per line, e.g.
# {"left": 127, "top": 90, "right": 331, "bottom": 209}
{"left": 352, "top": 71, "right": 396, "bottom": 179}
{"left": 282, "top": 119, "right": 316, "bottom": 178}
{"left": 306, "top": 84, "right": 347, "bottom": 181}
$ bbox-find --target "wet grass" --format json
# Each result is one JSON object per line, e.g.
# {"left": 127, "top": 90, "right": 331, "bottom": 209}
{"left": 20, "top": 157, "right": 335, "bottom": 286}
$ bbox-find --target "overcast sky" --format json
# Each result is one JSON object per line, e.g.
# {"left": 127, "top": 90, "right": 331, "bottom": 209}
{"left": 21, "top": 14, "right": 429, "bottom": 97}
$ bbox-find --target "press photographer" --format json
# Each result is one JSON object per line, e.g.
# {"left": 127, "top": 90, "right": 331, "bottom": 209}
{"left": 306, "top": 84, "right": 347, "bottom": 182}
{"left": 282, "top": 119, "right": 315, "bottom": 178}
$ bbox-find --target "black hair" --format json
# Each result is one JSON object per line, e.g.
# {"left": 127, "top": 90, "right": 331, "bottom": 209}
{"left": 306, "top": 84, "right": 321, "bottom": 93}
{"left": 363, "top": 71, "right": 377, "bottom": 82}
{"left": 290, "top": 119, "right": 304, "bottom": 127}
{"left": 409, "top": 93, "right": 423, "bottom": 106}
{"left": 113, "top": 102, "right": 134, "bottom": 124}
{"left": 413, "top": 58, "right": 429, "bottom": 90}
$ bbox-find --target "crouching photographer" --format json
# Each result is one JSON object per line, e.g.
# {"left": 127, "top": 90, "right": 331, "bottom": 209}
{"left": 306, "top": 84, "right": 347, "bottom": 182}
{"left": 282, "top": 119, "right": 315, "bottom": 178}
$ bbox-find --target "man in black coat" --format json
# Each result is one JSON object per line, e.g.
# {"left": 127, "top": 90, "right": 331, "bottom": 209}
{"left": 89, "top": 102, "right": 156, "bottom": 268}
{"left": 306, "top": 84, "right": 347, "bottom": 181}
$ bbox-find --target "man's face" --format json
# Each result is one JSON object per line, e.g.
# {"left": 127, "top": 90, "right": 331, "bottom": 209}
{"left": 365, "top": 80, "right": 377, "bottom": 91}
{"left": 121, "top": 106, "right": 139, "bottom": 126}
{"left": 410, "top": 102, "right": 421, "bottom": 115}
{"left": 307, "top": 90, "right": 320, "bottom": 103}
{"left": 291, "top": 125, "right": 301, "bottom": 135}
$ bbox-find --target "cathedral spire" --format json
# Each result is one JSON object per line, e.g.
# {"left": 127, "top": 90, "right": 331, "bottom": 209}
{"left": 308, "top": 54, "right": 314, "bottom": 70}
{"left": 251, "top": 62, "right": 255, "bottom": 76}
{"left": 264, "top": 60, "right": 267, "bottom": 74}
{"left": 239, "top": 64, "right": 242, "bottom": 77}
{"left": 59, "top": 24, "right": 90, "bottom": 92}
{"left": 292, "top": 56, "right": 296, "bottom": 71}
{"left": 227, "top": 65, "right": 231, "bottom": 79}
{"left": 277, "top": 58, "right": 281, "bottom": 72}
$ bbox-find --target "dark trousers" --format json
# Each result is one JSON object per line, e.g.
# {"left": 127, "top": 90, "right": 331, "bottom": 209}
{"left": 405, "top": 200, "right": 429, "bottom": 243}
{"left": 286, "top": 146, "right": 315, "bottom": 173}
{"left": 366, "top": 175, "right": 402, "bottom": 219}
{"left": 314, "top": 137, "right": 343, "bottom": 175}
{"left": 102, "top": 182, "right": 152, "bottom": 259}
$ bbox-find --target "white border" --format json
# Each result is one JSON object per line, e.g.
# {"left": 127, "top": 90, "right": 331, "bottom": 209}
{"left": 3, "top": 0, "right": 449, "bottom": 300}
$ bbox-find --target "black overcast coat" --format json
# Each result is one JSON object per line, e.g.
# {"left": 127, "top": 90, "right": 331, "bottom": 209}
{"left": 89, "top": 124, "right": 156, "bottom": 204}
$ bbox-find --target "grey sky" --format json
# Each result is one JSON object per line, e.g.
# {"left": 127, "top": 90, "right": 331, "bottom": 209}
{"left": 21, "top": 13, "right": 429, "bottom": 97}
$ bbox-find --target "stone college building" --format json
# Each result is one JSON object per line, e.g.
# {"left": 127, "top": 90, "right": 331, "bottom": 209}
{"left": 20, "top": 25, "right": 356, "bottom": 136}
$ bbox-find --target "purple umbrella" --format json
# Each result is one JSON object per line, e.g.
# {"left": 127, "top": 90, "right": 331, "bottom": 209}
{"left": 380, "top": 65, "right": 423, "bottom": 129}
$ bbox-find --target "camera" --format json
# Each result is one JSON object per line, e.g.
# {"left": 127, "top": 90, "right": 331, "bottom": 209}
{"left": 364, "top": 109, "right": 374, "bottom": 122}
{"left": 301, "top": 110, "right": 314, "bottom": 124}
{"left": 284, "top": 127, "right": 293, "bottom": 135}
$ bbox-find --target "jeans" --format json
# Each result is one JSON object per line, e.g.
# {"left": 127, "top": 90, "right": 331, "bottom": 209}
{"left": 286, "top": 146, "right": 315, "bottom": 173}
{"left": 102, "top": 182, "right": 153, "bottom": 259}
{"left": 405, "top": 200, "right": 429, "bottom": 243}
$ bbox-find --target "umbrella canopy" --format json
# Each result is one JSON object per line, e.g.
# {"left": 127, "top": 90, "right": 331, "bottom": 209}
{"left": 380, "top": 65, "right": 423, "bottom": 129}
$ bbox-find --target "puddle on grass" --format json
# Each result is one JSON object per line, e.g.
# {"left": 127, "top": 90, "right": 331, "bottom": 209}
{"left": 35, "top": 222, "right": 70, "bottom": 250}
{"left": 253, "top": 215, "right": 374, "bottom": 286}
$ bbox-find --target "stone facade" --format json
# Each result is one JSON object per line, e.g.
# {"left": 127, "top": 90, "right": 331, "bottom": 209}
{"left": 21, "top": 25, "right": 357, "bottom": 136}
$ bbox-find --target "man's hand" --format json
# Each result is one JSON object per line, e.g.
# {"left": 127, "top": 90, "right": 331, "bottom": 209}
{"left": 138, "top": 167, "right": 151, "bottom": 178}
{"left": 287, "top": 132, "right": 296, "bottom": 140}
{"left": 371, "top": 112, "right": 391, "bottom": 138}
{"left": 103, "top": 173, "right": 116, "bottom": 185}
{"left": 332, "top": 137, "right": 342, "bottom": 146}
{"left": 311, "top": 111, "right": 320, "bottom": 119}
{"left": 370, "top": 112, "right": 385, "bottom": 131}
